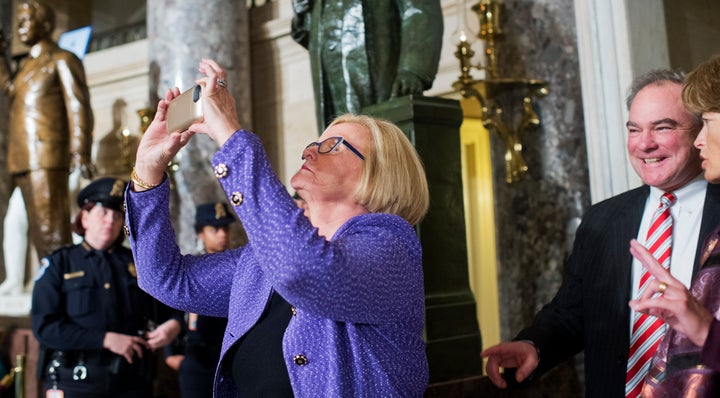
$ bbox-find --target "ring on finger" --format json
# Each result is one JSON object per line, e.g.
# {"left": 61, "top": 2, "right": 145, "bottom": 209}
{"left": 657, "top": 281, "right": 667, "bottom": 294}
{"left": 217, "top": 78, "right": 227, "bottom": 88}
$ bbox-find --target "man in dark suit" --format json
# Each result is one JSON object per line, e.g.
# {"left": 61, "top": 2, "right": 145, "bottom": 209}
{"left": 481, "top": 69, "right": 720, "bottom": 398}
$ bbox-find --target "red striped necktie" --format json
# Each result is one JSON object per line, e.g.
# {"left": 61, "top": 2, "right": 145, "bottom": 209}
{"left": 625, "top": 191, "right": 676, "bottom": 397}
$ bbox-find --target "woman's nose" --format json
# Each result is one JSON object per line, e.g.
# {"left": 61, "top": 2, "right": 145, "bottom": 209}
{"left": 301, "top": 145, "right": 317, "bottom": 160}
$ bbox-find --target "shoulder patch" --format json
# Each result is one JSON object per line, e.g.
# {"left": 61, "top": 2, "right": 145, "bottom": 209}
{"left": 35, "top": 257, "right": 51, "bottom": 282}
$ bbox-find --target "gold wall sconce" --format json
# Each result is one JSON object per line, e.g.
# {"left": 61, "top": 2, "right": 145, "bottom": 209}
{"left": 452, "top": 0, "right": 549, "bottom": 183}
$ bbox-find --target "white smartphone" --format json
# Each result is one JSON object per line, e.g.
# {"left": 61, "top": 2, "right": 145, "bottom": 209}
{"left": 166, "top": 85, "right": 203, "bottom": 133}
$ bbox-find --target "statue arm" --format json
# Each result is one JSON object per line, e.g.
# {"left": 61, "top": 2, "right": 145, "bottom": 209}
{"left": 0, "top": 32, "right": 12, "bottom": 95}
{"left": 57, "top": 54, "right": 94, "bottom": 178}
{"left": 392, "top": 0, "right": 444, "bottom": 95}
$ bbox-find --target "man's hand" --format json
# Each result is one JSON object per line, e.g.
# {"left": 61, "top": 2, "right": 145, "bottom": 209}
{"left": 480, "top": 341, "right": 540, "bottom": 388}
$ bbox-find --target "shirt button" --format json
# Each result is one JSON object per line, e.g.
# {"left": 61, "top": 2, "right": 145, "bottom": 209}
{"left": 293, "top": 354, "right": 308, "bottom": 366}
{"left": 122, "top": 225, "right": 130, "bottom": 236}
{"left": 230, "top": 192, "right": 244, "bottom": 206}
{"left": 214, "top": 163, "right": 229, "bottom": 178}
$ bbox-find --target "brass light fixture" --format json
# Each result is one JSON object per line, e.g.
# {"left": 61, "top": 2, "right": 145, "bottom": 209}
{"left": 452, "top": 0, "right": 548, "bottom": 183}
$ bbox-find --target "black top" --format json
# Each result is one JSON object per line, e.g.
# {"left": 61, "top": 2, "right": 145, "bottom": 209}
{"left": 229, "top": 291, "right": 293, "bottom": 397}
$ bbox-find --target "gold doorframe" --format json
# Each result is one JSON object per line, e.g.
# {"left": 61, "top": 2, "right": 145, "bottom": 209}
{"left": 459, "top": 101, "right": 501, "bottom": 358}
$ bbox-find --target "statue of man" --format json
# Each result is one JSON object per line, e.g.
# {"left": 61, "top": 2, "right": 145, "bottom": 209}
{"left": 291, "top": 0, "right": 444, "bottom": 131}
{"left": 0, "top": 1, "right": 93, "bottom": 287}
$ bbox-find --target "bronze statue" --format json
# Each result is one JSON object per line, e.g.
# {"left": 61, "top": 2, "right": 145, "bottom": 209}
{"left": 291, "top": 0, "right": 444, "bottom": 131}
{"left": 0, "top": 1, "right": 93, "bottom": 263}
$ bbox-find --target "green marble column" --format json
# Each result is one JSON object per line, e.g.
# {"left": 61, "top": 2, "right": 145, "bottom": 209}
{"left": 364, "top": 95, "right": 483, "bottom": 383}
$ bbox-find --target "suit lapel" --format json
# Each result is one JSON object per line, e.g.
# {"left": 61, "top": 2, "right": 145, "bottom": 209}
{"left": 616, "top": 186, "right": 648, "bottom": 299}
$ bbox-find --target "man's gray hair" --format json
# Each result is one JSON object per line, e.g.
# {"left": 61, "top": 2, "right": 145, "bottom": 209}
{"left": 625, "top": 69, "right": 686, "bottom": 110}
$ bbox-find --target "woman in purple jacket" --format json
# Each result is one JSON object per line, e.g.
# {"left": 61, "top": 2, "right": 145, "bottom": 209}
{"left": 125, "top": 58, "right": 430, "bottom": 397}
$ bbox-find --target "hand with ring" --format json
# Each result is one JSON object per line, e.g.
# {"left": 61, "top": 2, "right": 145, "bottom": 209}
{"left": 189, "top": 58, "right": 242, "bottom": 146}
{"left": 628, "top": 239, "right": 713, "bottom": 346}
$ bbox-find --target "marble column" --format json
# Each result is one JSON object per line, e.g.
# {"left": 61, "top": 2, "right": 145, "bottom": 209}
{"left": 486, "top": 0, "right": 589, "bottom": 395}
{"left": 147, "top": 0, "right": 251, "bottom": 252}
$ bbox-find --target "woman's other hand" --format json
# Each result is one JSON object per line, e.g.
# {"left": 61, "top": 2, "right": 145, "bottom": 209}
{"left": 628, "top": 239, "right": 713, "bottom": 346}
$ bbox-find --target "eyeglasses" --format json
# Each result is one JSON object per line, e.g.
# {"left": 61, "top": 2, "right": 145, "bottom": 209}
{"left": 303, "top": 136, "right": 365, "bottom": 160}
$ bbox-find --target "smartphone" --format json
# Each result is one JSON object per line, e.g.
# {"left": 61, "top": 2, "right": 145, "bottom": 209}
{"left": 166, "top": 85, "right": 203, "bottom": 133}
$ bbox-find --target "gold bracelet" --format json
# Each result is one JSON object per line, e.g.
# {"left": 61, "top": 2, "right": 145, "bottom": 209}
{"left": 131, "top": 169, "right": 160, "bottom": 190}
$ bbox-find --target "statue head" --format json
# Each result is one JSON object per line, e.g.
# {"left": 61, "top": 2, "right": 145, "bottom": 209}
{"left": 17, "top": 1, "right": 55, "bottom": 46}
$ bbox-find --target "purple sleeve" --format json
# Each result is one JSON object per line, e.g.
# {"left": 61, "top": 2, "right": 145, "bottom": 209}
{"left": 701, "top": 318, "right": 720, "bottom": 371}
{"left": 124, "top": 177, "right": 237, "bottom": 317}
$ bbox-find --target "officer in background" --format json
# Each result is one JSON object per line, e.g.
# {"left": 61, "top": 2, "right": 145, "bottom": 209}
{"left": 31, "top": 178, "right": 182, "bottom": 398}
{"left": 165, "top": 202, "right": 232, "bottom": 397}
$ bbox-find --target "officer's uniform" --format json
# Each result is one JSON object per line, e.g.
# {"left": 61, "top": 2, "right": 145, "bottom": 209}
{"left": 30, "top": 178, "right": 179, "bottom": 398}
{"left": 166, "top": 202, "right": 231, "bottom": 398}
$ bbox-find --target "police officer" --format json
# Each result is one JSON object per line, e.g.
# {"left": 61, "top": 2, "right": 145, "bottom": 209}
{"left": 31, "top": 177, "right": 182, "bottom": 398}
{"left": 165, "top": 202, "right": 232, "bottom": 397}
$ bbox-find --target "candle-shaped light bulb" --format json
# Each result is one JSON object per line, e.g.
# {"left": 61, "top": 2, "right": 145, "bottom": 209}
{"left": 452, "top": 0, "right": 476, "bottom": 46}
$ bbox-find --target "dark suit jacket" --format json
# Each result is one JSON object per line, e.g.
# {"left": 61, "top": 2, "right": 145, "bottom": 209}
{"left": 515, "top": 183, "right": 720, "bottom": 397}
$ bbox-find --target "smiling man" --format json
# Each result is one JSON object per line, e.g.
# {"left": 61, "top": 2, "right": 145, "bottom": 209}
{"left": 481, "top": 69, "right": 720, "bottom": 398}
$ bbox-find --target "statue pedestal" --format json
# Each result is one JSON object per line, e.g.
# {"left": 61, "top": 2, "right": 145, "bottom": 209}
{"left": 0, "top": 293, "right": 31, "bottom": 316}
{"left": 364, "top": 96, "right": 483, "bottom": 386}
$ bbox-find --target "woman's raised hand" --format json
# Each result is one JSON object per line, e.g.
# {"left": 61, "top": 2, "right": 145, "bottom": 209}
{"left": 133, "top": 88, "right": 197, "bottom": 189}
{"left": 189, "top": 58, "right": 242, "bottom": 147}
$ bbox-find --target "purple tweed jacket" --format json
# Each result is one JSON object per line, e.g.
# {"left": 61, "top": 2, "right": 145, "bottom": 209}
{"left": 125, "top": 130, "right": 428, "bottom": 397}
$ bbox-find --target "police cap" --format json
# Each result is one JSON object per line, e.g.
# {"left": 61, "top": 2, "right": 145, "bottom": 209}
{"left": 77, "top": 177, "right": 127, "bottom": 212}
{"left": 195, "top": 202, "right": 236, "bottom": 229}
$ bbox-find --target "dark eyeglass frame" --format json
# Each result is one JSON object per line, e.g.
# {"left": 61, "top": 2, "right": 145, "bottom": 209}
{"left": 304, "top": 136, "right": 365, "bottom": 160}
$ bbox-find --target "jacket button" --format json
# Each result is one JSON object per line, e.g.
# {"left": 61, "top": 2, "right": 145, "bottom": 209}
{"left": 123, "top": 225, "right": 130, "bottom": 236}
{"left": 291, "top": 306, "right": 297, "bottom": 316}
{"left": 214, "top": 163, "right": 229, "bottom": 178}
{"left": 230, "top": 192, "right": 244, "bottom": 206}
{"left": 293, "top": 354, "right": 308, "bottom": 366}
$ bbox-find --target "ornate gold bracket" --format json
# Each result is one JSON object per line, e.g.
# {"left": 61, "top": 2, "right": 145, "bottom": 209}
{"left": 452, "top": 0, "right": 549, "bottom": 183}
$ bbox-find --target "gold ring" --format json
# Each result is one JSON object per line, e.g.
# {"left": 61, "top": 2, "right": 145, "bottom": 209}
{"left": 657, "top": 282, "right": 667, "bottom": 294}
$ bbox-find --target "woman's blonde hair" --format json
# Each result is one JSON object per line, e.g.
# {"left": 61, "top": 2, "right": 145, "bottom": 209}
{"left": 683, "top": 54, "right": 720, "bottom": 114}
{"left": 328, "top": 114, "right": 429, "bottom": 225}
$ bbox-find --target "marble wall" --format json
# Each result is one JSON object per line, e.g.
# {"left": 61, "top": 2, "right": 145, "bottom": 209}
{"left": 483, "top": 0, "right": 590, "bottom": 393}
